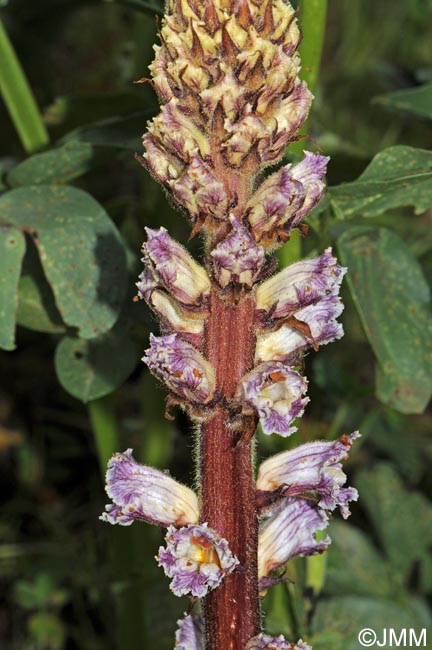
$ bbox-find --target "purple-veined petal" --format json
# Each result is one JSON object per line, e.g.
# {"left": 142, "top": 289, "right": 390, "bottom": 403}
{"left": 168, "top": 154, "right": 229, "bottom": 223}
{"left": 144, "top": 290, "right": 205, "bottom": 347}
{"left": 258, "top": 498, "right": 330, "bottom": 583}
{"left": 148, "top": 99, "right": 210, "bottom": 162}
{"left": 143, "top": 333, "right": 215, "bottom": 403}
{"left": 100, "top": 449, "right": 199, "bottom": 527}
{"left": 246, "top": 633, "right": 312, "bottom": 650}
{"left": 289, "top": 152, "right": 330, "bottom": 228}
{"left": 255, "top": 294, "right": 344, "bottom": 363}
{"left": 142, "top": 227, "right": 210, "bottom": 308}
{"left": 157, "top": 523, "right": 239, "bottom": 598}
{"left": 246, "top": 151, "right": 328, "bottom": 247}
{"left": 257, "top": 432, "right": 360, "bottom": 518}
{"left": 239, "top": 362, "right": 309, "bottom": 437}
{"left": 175, "top": 613, "right": 204, "bottom": 650}
{"left": 256, "top": 248, "right": 346, "bottom": 321}
{"left": 211, "top": 216, "right": 265, "bottom": 288}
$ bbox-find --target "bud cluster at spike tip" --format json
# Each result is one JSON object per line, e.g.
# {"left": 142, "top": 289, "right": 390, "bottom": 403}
{"left": 142, "top": 0, "right": 330, "bottom": 248}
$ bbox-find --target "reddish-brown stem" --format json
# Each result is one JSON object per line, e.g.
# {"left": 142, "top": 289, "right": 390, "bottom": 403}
{"left": 200, "top": 289, "right": 260, "bottom": 650}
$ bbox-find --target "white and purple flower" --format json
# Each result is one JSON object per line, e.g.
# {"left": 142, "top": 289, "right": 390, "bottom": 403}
{"left": 100, "top": 449, "right": 199, "bottom": 528}
{"left": 246, "top": 152, "right": 329, "bottom": 247}
{"left": 143, "top": 333, "right": 216, "bottom": 404}
{"left": 239, "top": 362, "right": 309, "bottom": 436}
{"left": 139, "top": 227, "right": 210, "bottom": 308}
{"left": 258, "top": 498, "right": 330, "bottom": 585}
{"left": 255, "top": 294, "right": 344, "bottom": 363}
{"left": 175, "top": 613, "right": 204, "bottom": 650}
{"left": 246, "top": 633, "right": 312, "bottom": 650}
{"left": 256, "top": 248, "right": 346, "bottom": 321}
{"left": 157, "top": 523, "right": 239, "bottom": 597}
{"left": 257, "top": 432, "right": 360, "bottom": 519}
{"left": 211, "top": 216, "right": 265, "bottom": 288}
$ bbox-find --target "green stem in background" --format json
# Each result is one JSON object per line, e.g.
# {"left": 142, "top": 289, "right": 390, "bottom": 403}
{"left": 277, "top": 1, "right": 330, "bottom": 618}
{"left": 89, "top": 396, "right": 149, "bottom": 650}
{"left": 0, "top": 18, "right": 49, "bottom": 153}
{"left": 88, "top": 396, "right": 119, "bottom": 470}
{"left": 305, "top": 530, "right": 328, "bottom": 617}
{"left": 291, "top": 0, "right": 328, "bottom": 156}
{"left": 278, "top": 0, "right": 328, "bottom": 269}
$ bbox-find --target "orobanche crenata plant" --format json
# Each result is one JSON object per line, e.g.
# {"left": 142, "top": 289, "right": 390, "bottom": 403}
{"left": 100, "top": 0, "right": 359, "bottom": 648}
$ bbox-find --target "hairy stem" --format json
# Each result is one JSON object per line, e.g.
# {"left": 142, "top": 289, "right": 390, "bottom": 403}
{"left": 200, "top": 289, "right": 260, "bottom": 650}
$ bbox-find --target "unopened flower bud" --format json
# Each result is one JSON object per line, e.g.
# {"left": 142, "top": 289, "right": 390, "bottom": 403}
{"left": 239, "top": 362, "right": 309, "bottom": 437}
{"left": 257, "top": 432, "right": 360, "bottom": 518}
{"left": 143, "top": 227, "right": 210, "bottom": 308}
{"left": 143, "top": 333, "right": 216, "bottom": 403}
{"left": 211, "top": 216, "right": 265, "bottom": 288}
{"left": 258, "top": 498, "right": 330, "bottom": 583}
{"left": 157, "top": 523, "right": 239, "bottom": 597}
{"left": 168, "top": 154, "right": 228, "bottom": 224}
{"left": 246, "top": 152, "right": 329, "bottom": 247}
{"left": 100, "top": 449, "right": 199, "bottom": 527}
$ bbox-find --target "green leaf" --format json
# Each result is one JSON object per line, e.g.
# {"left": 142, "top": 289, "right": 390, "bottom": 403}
{"left": 330, "top": 146, "right": 432, "bottom": 218}
{"left": 312, "top": 595, "right": 431, "bottom": 650}
{"left": 16, "top": 242, "right": 66, "bottom": 334}
{"left": 44, "top": 92, "right": 148, "bottom": 133}
{"left": 54, "top": 325, "right": 139, "bottom": 402}
{"left": 374, "top": 82, "right": 432, "bottom": 121}
{"left": 325, "top": 522, "right": 394, "bottom": 598}
{"left": 356, "top": 463, "right": 432, "bottom": 583}
{"left": 28, "top": 612, "right": 65, "bottom": 650}
{"left": 338, "top": 226, "right": 432, "bottom": 413}
{"left": 0, "top": 185, "right": 127, "bottom": 339}
{"left": 0, "top": 226, "right": 26, "bottom": 350}
{"left": 112, "top": 0, "right": 163, "bottom": 15}
{"left": 7, "top": 141, "right": 99, "bottom": 187}
{"left": 62, "top": 109, "right": 157, "bottom": 151}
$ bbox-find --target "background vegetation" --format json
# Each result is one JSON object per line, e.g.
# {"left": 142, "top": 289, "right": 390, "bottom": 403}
{"left": 0, "top": 0, "right": 431, "bottom": 648}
